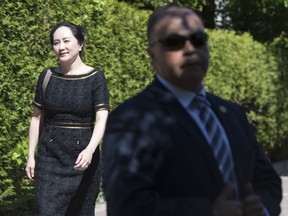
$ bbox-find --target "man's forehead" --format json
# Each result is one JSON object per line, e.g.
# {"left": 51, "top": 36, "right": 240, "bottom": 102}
{"left": 164, "top": 6, "right": 194, "bottom": 14}
{"left": 154, "top": 8, "right": 204, "bottom": 33}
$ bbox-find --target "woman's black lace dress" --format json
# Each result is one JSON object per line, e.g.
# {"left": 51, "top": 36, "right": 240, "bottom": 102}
{"left": 33, "top": 68, "right": 109, "bottom": 216}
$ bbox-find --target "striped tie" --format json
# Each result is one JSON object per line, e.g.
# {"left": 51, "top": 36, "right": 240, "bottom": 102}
{"left": 193, "top": 94, "right": 235, "bottom": 186}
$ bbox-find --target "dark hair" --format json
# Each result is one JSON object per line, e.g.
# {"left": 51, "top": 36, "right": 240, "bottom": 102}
{"left": 50, "top": 22, "right": 87, "bottom": 56}
{"left": 147, "top": 3, "right": 202, "bottom": 43}
{"left": 147, "top": 4, "right": 181, "bottom": 43}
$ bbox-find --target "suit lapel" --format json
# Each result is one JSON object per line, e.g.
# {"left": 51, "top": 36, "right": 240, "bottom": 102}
{"left": 148, "top": 79, "right": 224, "bottom": 185}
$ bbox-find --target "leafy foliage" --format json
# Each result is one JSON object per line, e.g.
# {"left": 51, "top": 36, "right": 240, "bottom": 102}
{"left": 268, "top": 34, "right": 288, "bottom": 160}
{"left": 118, "top": 0, "right": 288, "bottom": 42}
{"left": 206, "top": 30, "right": 279, "bottom": 150}
{"left": 88, "top": 0, "right": 152, "bottom": 108}
{"left": 0, "top": 0, "right": 105, "bottom": 214}
{"left": 224, "top": 0, "right": 288, "bottom": 42}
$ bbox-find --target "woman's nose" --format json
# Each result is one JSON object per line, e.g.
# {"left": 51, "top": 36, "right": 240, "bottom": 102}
{"left": 59, "top": 42, "right": 65, "bottom": 50}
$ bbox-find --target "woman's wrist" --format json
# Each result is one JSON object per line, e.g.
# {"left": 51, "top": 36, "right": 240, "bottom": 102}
{"left": 27, "top": 154, "right": 35, "bottom": 160}
{"left": 86, "top": 145, "right": 96, "bottom": 154}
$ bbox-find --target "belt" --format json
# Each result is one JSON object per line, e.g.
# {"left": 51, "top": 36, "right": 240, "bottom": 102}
{"left": 46, "top": 120, "right": 94, "bottom": 128}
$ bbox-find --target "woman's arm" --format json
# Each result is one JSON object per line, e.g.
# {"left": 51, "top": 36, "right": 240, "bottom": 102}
{"left": 74, "top": 110, "right": 109, "bottom": 170}
{"left": 25, "top": 107, "right": 42, "bottom": 180}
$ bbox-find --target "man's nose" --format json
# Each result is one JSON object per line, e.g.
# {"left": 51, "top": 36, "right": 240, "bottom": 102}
{"left": 183, "top": 40, "right": 196, "bottom": 54}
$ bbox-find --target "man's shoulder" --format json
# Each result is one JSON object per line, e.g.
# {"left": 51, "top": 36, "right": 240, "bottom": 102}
{"left": 207, "top": 92, "right": 246, "bottom": 116}
{"left": 112, "top": 80, "right": 165, "bottom": 111}
{"left": 207, "top": 92, "right": 238, "bottom": 106}
{"left": 112, "top": 89, "right": 157, "bottom": 114}
{"left": 106, "top": 87, "right": 164, "bottom": 133}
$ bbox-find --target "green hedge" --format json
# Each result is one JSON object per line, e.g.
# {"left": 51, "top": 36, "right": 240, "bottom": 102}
{"left": 206, "top": 30, "right": 279, "bottom": 151}
{"left": 1, "top": 0, "right": 288, "bottom": 214}
{"left": 0, "top": 0, "right": 107, "bottom": 214}
{"left": 269, "top": 34, "right": 288, "bottom": 160}
{"left": 88, "top": 0, "right": 152, "bottom": 108}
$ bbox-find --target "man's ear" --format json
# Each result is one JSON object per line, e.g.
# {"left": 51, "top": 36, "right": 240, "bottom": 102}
{"left": 147, "top": 46, "right": 157, "bottom": 73}
{"left": 147, "top": 46, "right": 155, "bottom": 60}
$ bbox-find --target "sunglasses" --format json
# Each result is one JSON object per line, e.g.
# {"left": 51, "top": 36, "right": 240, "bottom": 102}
{"left": 151, "top": 31, "right": 208, "bottom": 50}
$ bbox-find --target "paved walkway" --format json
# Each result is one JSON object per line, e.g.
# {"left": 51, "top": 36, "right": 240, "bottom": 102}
{"left": 95, "top": 203, "right": 106, "bottom": 216}
{"left": 281, "top": 176, "right": 288, "bottom": 216}
{"left": 96, "top": 176, "right": 288, "bottom": 216}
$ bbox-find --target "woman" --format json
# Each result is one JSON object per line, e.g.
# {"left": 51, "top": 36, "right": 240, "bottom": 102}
{"left": 25, "top": 22, "right": 109, "bottom": 215}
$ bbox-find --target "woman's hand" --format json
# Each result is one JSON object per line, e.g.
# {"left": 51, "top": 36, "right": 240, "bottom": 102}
{"left": 25, "top": 157, "right": 36, "bottom": 180}
{"left": 74, "top": 148, "right": 94, "bottom": 171}
{"left": 74, "top": 110, "right": 108, "bottom": 171}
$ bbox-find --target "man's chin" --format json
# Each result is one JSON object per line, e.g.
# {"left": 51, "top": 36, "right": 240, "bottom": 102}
{"left": 182, "top": 68, "right": 205, "bottom": 80}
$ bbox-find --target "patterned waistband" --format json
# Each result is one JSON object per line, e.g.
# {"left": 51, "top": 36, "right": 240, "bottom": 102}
{"left": 46, "top": 120, "right": 94, "bottom": 128}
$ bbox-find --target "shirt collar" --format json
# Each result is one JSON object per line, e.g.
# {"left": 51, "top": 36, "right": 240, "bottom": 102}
{"left": 156, "top": 75, "right": 207, "bottom": 109}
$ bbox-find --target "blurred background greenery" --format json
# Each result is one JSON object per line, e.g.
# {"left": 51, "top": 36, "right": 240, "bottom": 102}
{"left": 1, "top": 0, "right": 288, "bottom": 214}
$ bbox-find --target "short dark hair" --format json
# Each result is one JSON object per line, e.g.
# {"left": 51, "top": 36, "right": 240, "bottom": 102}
{"left": 147, "top": 3, "right": 182, "bottom": 43}
{"left": 50, "top": 22, "right": 87, "bottom": 56}
{"left": 147, "top": 4, "right": 202, "bottom": 43}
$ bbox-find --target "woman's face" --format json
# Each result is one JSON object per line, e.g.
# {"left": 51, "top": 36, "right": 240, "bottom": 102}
{"left": 52, "top": 26, "right": 83, "bottom": 63}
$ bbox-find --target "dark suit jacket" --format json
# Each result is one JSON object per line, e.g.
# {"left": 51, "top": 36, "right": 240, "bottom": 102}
{"left": 103, "top": 78, "right": 282, "bottom": 216}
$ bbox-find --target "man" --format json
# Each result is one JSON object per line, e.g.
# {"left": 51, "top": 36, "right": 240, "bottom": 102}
{"left": 103, "top": 4, "right": 282, "bottom": 216}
